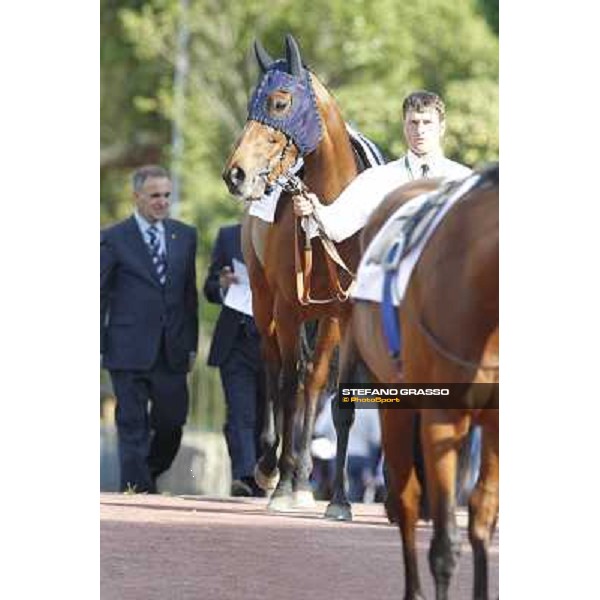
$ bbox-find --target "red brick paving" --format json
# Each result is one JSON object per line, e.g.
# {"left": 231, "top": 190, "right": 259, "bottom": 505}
{"left": 101, "top": 493, "right": 498, "bottom": 599}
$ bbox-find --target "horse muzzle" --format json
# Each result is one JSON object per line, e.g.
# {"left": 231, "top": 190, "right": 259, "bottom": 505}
{"left": 223, "top": 164, "right": 270, "bottom": 201}
{"left": 223, "top": 165, "right": 246, "bottom": 194}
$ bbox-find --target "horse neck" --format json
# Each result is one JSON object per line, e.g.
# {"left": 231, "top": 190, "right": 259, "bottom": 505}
{"left": 302, "top": 74, "right": 358, "bottom": 205}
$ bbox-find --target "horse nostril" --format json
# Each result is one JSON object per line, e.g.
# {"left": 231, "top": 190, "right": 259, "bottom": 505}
{"left": 228, "top": 166, "right": 246, "bottom": 188}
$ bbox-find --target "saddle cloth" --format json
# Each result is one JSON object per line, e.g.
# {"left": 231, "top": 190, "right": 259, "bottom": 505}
{"left": 248, "top": 123, "right": 385, "bottom": 224}
{"left": 352, "top": 172, "right": 480, "bottom": 305}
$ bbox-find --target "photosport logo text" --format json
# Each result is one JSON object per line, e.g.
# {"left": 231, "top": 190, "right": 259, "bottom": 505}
{"left": 337, "top": 383, "right": 499, "bottom": 409}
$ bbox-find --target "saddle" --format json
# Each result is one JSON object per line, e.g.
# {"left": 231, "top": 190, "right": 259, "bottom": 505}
{"left": 367, "top": 178, "right": 463, "bottom": 273}
{"left": 368, "top": 174, "right": 482, "bottom": 359}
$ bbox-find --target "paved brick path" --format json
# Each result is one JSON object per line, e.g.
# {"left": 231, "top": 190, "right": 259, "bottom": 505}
{"left": 101, "top": 493, "right": 498, "bottom": 599}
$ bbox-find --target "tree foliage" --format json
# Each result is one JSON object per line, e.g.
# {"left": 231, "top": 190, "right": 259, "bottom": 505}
{"left": 101, "top": 0, "right": 498, "bottom": 428}
{"left": 101, "top": 0, "right": 499, "bottom": 290}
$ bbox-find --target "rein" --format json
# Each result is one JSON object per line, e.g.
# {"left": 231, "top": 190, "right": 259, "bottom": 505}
{"left": 276, "top": 173, "right": 356, "bottom": 305}
{"left": 262, "top": 138, "right": 297, "bottom": 186}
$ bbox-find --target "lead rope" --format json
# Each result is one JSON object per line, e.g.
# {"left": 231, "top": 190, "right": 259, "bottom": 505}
{"left": 282, "top": 174, "right": 356, "bottom": 305}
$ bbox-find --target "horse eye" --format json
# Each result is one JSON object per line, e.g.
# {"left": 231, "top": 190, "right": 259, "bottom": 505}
{"left": 268, "top": 95, "right": 291, "bottom": 115}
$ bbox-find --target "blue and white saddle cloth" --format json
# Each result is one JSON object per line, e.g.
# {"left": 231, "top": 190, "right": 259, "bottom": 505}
{"left": 352, "top": 172, "right": 481, "bottom": 306}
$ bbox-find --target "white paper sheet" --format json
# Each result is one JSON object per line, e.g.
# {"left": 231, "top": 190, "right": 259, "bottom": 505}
{"left": 223, "top": 258, "right": 253, "bottom": 317}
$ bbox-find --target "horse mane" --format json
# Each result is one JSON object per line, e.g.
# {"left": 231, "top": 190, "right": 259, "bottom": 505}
{"left": 303, "top": 72, "right": 358, "bottom": 203}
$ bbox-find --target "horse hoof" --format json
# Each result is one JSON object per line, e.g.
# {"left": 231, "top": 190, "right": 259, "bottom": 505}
{"left": 254, "top": 464, "right": 280, "bottom": 492}
{"left": 292, "top": 490, "right": 316, "bottom": 509}
{"left": 324, "top": 502, "right": 353, "bottom": 521}
{"left": 267, "top": 493, "right": 294, "bottom": 512}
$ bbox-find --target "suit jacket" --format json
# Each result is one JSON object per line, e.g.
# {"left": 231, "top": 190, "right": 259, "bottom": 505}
{"left": 203, "top": 224, "right": 259, "bottom": 367}
{"left": 100, "top": 215, "right": 199, "bottom": 372}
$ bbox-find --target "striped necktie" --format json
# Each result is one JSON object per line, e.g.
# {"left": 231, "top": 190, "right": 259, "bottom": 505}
{"left": 147, "top": 225, "right": 167, "bottom": 285}
{"left": 421, "top": 163, "right": 430, "bottom": 179}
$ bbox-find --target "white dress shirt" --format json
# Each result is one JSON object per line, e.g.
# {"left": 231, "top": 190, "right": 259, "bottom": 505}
{"left": 310, "top": 150, "right": 472, "bottom": 243}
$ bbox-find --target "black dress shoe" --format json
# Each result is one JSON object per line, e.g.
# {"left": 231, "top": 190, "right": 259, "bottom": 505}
{"left": 231, "top": 479, "right": 254, "bottom": 497}
{"left": 231, "top": 478, "right": 267, "bottom": 497}
{"left": 374, "top": 485, "right": 386, "bottom": 504}
{"left": 242, "top": 476, "right": 266, "bottom": 498}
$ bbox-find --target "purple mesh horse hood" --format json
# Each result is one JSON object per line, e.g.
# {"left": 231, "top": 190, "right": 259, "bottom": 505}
{"left": 247, "top": 34, "right": 323, "bottom": 156}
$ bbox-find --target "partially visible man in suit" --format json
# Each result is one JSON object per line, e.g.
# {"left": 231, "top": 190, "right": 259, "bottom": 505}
{"left": 203, "top": 223, "right": 265, "bottom": 497}
{"left": 101, "top": 165, "right": 198, "bottom": 493}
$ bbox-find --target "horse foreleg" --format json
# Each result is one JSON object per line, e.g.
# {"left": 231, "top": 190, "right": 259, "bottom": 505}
{"left": 468, "top": 409, "right": 499, "bottom": 600}
{"left": 421, "top": 409, "right": 470, "bottom": 600}
{"left": 244, "top": 231, "right": 282, "bottom": 494}
{"left": 254, "top": 333, "right": 282, "bottom": 493}
{"left": 382, "top": 408, "right": 425, "bottom": 600}
{"left": 267, "top": 304, "right": 300, "bottom": 512}
{"left": 324, "top": 321, "right": 357, "bottom": 521}
{"left": 294, "top": 317, "right": 341, "bottom": 508}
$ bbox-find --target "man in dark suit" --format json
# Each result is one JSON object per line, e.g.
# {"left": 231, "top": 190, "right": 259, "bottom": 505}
{"left": 203, "top": 224, "right": 265, "bottom": 497}
{"left": 101, "top": 165, "right": 199, "bottom": 493}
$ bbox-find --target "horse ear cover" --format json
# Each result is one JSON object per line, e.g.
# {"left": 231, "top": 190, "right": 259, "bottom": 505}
{"left": 254, "top": 39, "right": 273, "bottom": 73}
{"left": 247, "top": 34, "right": 323, "bottom": 155}
{"left": 285, "top": 33, "right": 303, "bottom": 77}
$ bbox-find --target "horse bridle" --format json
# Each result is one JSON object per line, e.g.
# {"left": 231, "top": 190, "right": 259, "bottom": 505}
{"left": 257, "top": 135, "right": 298, "bottom": 190}
{"left": 247, "top": 53, "right": 357, "bottom": 305}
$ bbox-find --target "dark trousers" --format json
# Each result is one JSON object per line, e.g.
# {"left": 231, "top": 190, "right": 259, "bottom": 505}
{"left": 110, "top": 347, "right": 189, "bottom": 493}
{"left": 347, "top": 455, "right": 373, "bottom": 502}
{"left": 219, "top": 330, "right": 264, "bottom": 481}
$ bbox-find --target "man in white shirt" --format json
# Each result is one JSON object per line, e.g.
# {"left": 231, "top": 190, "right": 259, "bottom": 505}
{"left": 293, "top": 90, "right": 471, "bottom": 242}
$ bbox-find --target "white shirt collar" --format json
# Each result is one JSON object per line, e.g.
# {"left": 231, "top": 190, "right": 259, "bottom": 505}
{"left": 406, "top": 148, "right": 445, "bottom": 175}
{"left": 134, "top": 211, "right": 165, "bottom": 236}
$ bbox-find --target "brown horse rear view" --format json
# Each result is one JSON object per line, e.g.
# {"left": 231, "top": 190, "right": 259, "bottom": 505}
{"left": 222, "top": 34, "right": 364, "bottom": 513}
{"left": 342, "top": 165, "right": 499, "bottom": 599}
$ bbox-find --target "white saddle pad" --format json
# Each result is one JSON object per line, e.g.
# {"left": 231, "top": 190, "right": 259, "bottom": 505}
{"left": 352, "top": 173, "right": 480, "bottom": 305}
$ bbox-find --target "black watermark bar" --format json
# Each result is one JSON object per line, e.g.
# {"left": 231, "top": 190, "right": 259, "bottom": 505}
{"left": 337, "top": 383, "right": 498, "bottom": 409}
